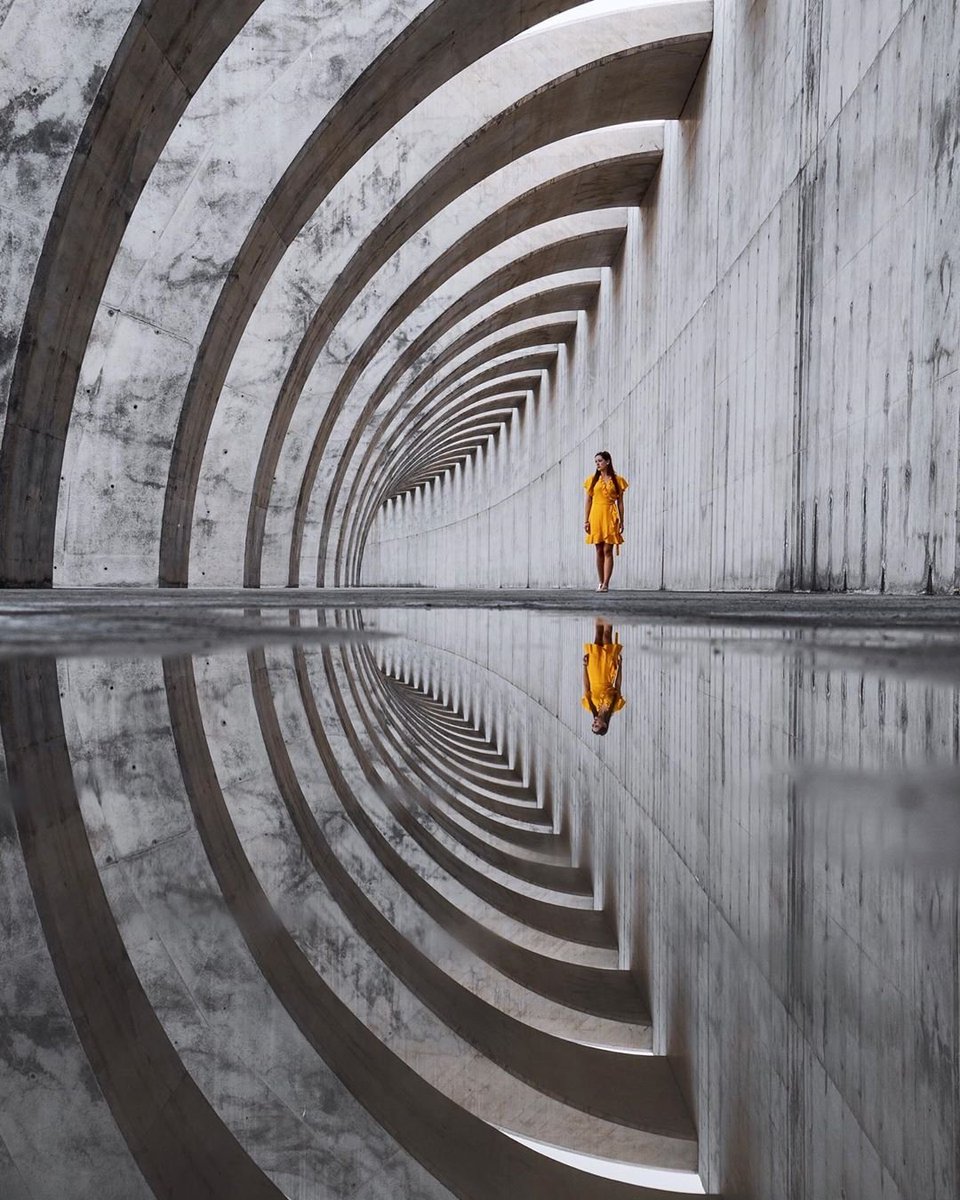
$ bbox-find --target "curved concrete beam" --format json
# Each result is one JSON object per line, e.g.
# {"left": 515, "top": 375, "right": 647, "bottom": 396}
{"left": 252, "top": 19, "right": 709, "bottom": 589}
{"left": 170, "top": 8, "right": 709, "bottom": 587}
{"left": 0, "top": 0, "right": 266, "bottom": 587}
{"left": 345, "top": 341, "right": 575, "bottom": 584}
{"left": 243, "top": 143, "right": 662, "bottom": 584}
{"left": 389, "top": 394, "right": 533, "bottom": 496}
{"left": 299, "top": 228, "right": 625, "bottom": 585}
{"left": 0, "top": 0, "right": 588, "bottom": 587}
{"left": 165, "top": 655, "right": 702, "bottom": 1200}
{"left": 153, "top": 0, "right": 599, "bottom": 589}
{"left": 306, "top": 261, "right": 613, "bottom": 589}
{"left": 240, "top": 639, "right": 698, "bottom": 1149}
{"left": 0, "top": 657, "right": 283, "bottom": 1195}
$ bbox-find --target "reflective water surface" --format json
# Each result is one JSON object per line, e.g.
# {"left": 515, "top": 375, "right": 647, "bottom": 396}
{"left": 1, "top": 604, "right": 957, "bottom": 1200}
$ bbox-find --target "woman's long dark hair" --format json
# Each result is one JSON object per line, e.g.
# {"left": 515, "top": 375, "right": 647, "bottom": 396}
{"left": 590, "top": 450, "right": 620, "bottom": 496}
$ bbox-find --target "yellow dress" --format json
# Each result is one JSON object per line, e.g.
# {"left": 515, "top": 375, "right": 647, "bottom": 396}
{"left": 584, "top": 474, "right": 628, "bottom": 546}
{"left": 581, "top": 642, "right": 627, "bottom": 714}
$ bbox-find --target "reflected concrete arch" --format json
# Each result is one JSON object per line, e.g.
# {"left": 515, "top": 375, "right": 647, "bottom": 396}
{"left": 0, "top": 656, "right": 286, "bottom": 1196}
{"left": 164, "top": 654, "right": 687, "bottom": 1200}
{"left": 244, "top": 635, "right": 696, "bottom": 1148}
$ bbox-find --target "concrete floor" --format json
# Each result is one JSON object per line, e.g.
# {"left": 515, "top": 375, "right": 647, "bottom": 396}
{"left": 1, "top": 586, "right": 959, "bottom": 624}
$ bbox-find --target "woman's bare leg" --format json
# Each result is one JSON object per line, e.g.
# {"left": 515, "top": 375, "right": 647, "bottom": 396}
{"left": 594, "top": 543, "right": 605, "bottom": 585}
{"left": 602, "top": 545, "right": 615, "bottom": 589}
{"left": 595, "top": 618, "right": 613, "bottom": 644}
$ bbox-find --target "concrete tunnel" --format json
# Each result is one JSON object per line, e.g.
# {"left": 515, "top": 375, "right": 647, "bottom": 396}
{"left": 1, "top": 1, "right": 959, "bottom": 1198}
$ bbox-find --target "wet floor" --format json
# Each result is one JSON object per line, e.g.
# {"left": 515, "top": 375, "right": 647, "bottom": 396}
{"left": 1, "top": 596, "right": 958, "bottom": 1200}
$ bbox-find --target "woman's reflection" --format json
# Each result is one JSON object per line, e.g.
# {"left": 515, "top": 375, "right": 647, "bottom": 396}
{"left": 582, "top": 618, "right": 625, "bottom": 736}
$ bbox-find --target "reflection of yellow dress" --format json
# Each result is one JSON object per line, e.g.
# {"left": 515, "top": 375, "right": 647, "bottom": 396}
{"left": 582, "top": 642, "right": 626, "bottom": 713}
{"left": 584, "top": 475, "right": 629, "bottom": 546}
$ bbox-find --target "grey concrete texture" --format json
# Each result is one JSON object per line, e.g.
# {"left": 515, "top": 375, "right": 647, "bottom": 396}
{"left": 0, "top": 0, "right": 712, "bottom": 588}
{"left": 366, "top": 0, "right": 960, "bottom": 595}
{"left": 0, "top": 0, "right": 957, "bottom": 1195}
{"left": 1, "top": 612, "right": 725, "bottom": 1199}
{"left": 1, "top": 1, "right": 956, "bottom": 594}
{"left": 2, "top": 584, "right": 960, "bottom": 629}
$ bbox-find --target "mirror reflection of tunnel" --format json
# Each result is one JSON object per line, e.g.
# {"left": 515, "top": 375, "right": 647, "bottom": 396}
{"left": 1, "top": 602, "right": 959, "bottom": 1198}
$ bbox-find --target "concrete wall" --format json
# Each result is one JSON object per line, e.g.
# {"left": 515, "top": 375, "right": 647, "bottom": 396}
{"left": 365, "top": 0, "right": 960, "bottom": 594}
{"left": 2, "top": 1, "right": 956, "bottom": 593}
{"left": 0, "top": 0, "right": 717, "bottom": 590}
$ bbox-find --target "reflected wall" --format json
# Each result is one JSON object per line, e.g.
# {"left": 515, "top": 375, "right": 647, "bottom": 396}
{"left": 2, "top": 606, "right": 957, "bottom": 1198}
{"left": 370, "top": 607, "right": 960, "bottom": 1198}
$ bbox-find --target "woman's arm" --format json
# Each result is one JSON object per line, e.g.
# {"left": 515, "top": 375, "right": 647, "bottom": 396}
{"left": 582, "top": 655, "right": 596, "bottom": 713}
{"left": 616, "top": 496, "right": 624, "bottom": 531}
{"left": 584, "top": 493, "right": 592, "bottom": 532}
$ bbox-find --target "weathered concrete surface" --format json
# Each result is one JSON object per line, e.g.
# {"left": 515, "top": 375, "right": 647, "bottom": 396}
{"left": 2, "top": 0, "right": 605, "bottom": 587}
{"left": 365, "top": 0, "right": 960, "bottom": 594}
{"left": 2, "top": 1, "right": 955, "bottom": 595}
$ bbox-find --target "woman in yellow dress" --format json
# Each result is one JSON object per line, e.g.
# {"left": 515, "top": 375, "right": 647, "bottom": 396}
{"left": 583, "top": 451, "right": 628, "bottom": 591}
{"left": 582, "top": 618, "right": 625, "bottom": 736}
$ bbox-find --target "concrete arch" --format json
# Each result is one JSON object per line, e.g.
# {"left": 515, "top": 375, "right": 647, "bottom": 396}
{"left": 1, "top": 0, "right": 589, "bottom": 588}
{"left": 388, "top": 391, "right": 535, "bottom": 497}
{"left": 260, "top": 19, "right": 709, "bottom": 589}
{"left": 170, "top": 7, "right": 710, "bottom": 588}
{"left": 339, "top": 344, "right": 576, "bottom": 556}
{"left": 0, "top": 0, "right": 265, "bottom": 587}
{"left": 158, "top": 0, "right": 679, "bottom": 588}
{"left": 242, "top": 135, "right": 663, "bottom": 585}
{"left": 7, "top": 2, "right": 957, "bottom": 1196}
{"left": 300, "top": 227, "right": 627, "bottom": 585}
{"left": 348, "top": 285, "right": 600, "bottom": 501}
{"left": 293, "top": 230, "right": 622, "bottom": 584}
{"left": 344, "top": 339, "right": 581, "bottom": 587}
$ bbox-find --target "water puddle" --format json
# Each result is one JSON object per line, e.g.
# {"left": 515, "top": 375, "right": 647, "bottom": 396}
{"left": 1, "top": 602, "right": 957, "bottom": 1198}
